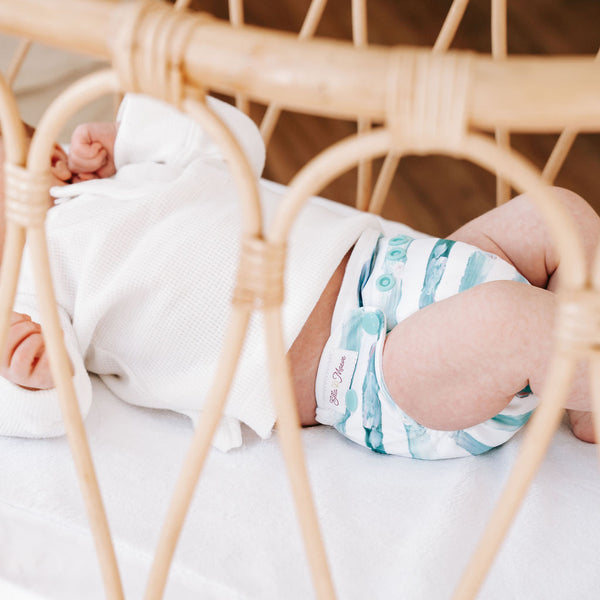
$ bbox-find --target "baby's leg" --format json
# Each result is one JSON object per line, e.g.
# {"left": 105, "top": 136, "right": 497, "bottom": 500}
{"left": 450, "top": 189, "right": 599, "bottom": 442}
{"left": 382, "top": 189, "right": 599, "bottom": 441}
{"left": 382, "top": 280, "right": 568, "bottom": 431}
{"left": 447, "top": 188, "right": 600, "bottom": 292}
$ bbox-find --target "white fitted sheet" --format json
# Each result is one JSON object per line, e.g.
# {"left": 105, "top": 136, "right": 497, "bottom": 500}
{"left": 0, "top": 376, "right": 599, "bottom": 600}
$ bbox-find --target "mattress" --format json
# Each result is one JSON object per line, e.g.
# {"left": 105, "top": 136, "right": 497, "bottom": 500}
{"left": 0, "top": 374, "right": 599, "bottom": 599}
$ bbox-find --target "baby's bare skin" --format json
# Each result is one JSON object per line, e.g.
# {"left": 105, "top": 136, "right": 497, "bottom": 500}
{"left": 0, "top": 312, "right": 53, "bottom": 390}
{"left": 291, "top": 189, "right": 598, "bottom": 444}
{"left": 0, "top": 129, "right": 596, "bottom": 445}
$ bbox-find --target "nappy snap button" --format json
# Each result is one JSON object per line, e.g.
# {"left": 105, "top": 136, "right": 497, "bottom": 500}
{"left": 361, "top": 311, "right": 382, "bottom": 334}
{"left": 388, "top": 235, "right": 410, "bottom": 246}
{"left": 376, "top": 274, "right": 396, "bottom": 292}
{"left": 386, "top": 248, "right": 406, "bottom": 261}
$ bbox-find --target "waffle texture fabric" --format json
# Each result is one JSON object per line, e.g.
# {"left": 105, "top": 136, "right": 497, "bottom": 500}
{"left": 0, "top": 94, "right": 379, "bottom": 450}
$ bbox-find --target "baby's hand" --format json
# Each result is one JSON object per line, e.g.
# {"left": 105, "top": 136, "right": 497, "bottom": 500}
{"left": 0, "top": 312, "right": 53, "bottom": 390}
{"left": 68, "top": 122, "right": 118, "bottom": 183}
{"left": 50, "top": 143, "right": 72, "bottom": 186}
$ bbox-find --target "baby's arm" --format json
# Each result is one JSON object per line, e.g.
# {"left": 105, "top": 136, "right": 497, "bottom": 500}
{"left": 68, "top": 122, "right": 118, "bottom": 182}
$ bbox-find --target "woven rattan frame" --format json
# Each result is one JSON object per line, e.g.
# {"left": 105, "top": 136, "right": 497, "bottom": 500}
{"left": 1, "top": 1, "right": 600, "bottom": 599}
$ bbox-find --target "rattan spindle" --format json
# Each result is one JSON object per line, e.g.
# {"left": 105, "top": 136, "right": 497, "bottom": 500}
{"left": 1, "top": 67, "right": 125, "bottom": 599}
{"left": 5, "top": 38, "right": 32, "bottom": 87}
{"left": 227, "top": 0, "right": 250, "bottom": 114}
{"left": 259, "top": 0, "right": 329, "bottom": 146}
{"left": 173, "top": 0, "right": 191, "bottom": 9}
{"left": 542, "top": 47, "right": 600, "bottom": 184}
{"left": 352, "top": 0, "right": 372, "bottom": 212}
{"left": 368, "top": 0, "right": 473, "bottom": 216}
{"left": 492, "top": 0, "right": 511, "bottom": 205}
{"left": 434, "top": 0, "right": 471, "bottom": 52}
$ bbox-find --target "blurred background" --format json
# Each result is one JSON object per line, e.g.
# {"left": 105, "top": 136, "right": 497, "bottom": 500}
{"left": 2, "top": 0, "right": 599, "bottom": 235}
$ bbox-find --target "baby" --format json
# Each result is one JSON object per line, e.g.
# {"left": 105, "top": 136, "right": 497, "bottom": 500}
{"left": 0, "top": 94, "right": 596, "bottom": 458}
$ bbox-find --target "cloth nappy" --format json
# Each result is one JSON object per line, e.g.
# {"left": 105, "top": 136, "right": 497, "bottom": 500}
{"left": 315, "top": 228, "right": 539, "bottom": 459}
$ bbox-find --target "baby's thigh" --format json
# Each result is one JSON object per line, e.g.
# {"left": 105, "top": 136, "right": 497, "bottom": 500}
{"left": 381, "top": 280, "right": 554, "bottom": 431}
{"left": 449, "top": 190, "right": 600, "bottom": 289}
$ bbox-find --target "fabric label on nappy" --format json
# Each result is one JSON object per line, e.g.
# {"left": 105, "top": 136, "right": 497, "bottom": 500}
{"left": 322, "top": 348, "right": 358, "bottom": 415}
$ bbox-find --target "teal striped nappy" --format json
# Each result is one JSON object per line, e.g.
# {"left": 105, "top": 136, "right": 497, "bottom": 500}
{"left": 315, "top": 229, "right": 539, "bottom": 460}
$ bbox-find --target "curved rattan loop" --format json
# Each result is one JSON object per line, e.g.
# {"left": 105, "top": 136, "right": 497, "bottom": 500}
{"left": 0, "top": 73, "right": 30, "bottom": 408}
{"left": 144, "top": 96, "right": 337, "bottom": 599}
{"left": 274, "top": 129, "right": 392, "bottom": 241}
{"left": 277, "top": 127, "right": 587, "bottom": 280}
{"left": 182, "top": 97, "right": 263, "bottom": 236}
{"left": 273, "top": 125, "right": 591, "bottom": 599}
{"left": 18, "top": 68, "right": 125, "bottom": 600}
{"left": 26, "top": 64, "right": 274, "bottom": 600}
{"left": 0, "top": 74, "right": 27, "bottom": 165}
{"left": 29, "top": 69, "right": 119, "bottom": 168}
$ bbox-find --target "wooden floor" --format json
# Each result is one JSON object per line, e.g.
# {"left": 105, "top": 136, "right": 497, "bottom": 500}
{"left": 191, "top": 0, "right": 600, "bottom": 236}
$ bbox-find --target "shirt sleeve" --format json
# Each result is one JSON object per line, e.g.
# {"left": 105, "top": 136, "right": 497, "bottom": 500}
{"left": 0, "top": 295, "right": 92, "bottom": 438}
{"left": 113, "top": 93, "right": 266, "bottom": 177}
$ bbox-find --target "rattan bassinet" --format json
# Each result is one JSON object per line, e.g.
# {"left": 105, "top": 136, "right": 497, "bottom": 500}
{"left": 0, "top": 1, "right": 599, "bottom": 598}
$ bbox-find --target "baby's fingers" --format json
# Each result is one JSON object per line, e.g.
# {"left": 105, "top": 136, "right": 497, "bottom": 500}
{"left": 68, "top": 143, "right": 107, "bottom": 175}
{"left": 0, "top": 312, "right": 54, "bottom": 389}
{"left": 9, "top": 331, "right": 53, "bottom": 390}
{"left": 3, "top": 313, "right": 40, "bottom": 364}
{"left": 51, "top": 146, "right": 71, "bottom": 182}
{"left": 52, "top": 159, "right": 71, "bottom": 182}
{"left": 1, "top": 313, "right": 54, "bottom": 390}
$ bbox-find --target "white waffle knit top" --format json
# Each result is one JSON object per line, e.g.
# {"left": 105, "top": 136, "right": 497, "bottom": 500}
{"left": 0, "top": 94, "right": 379, "bottom": 450}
